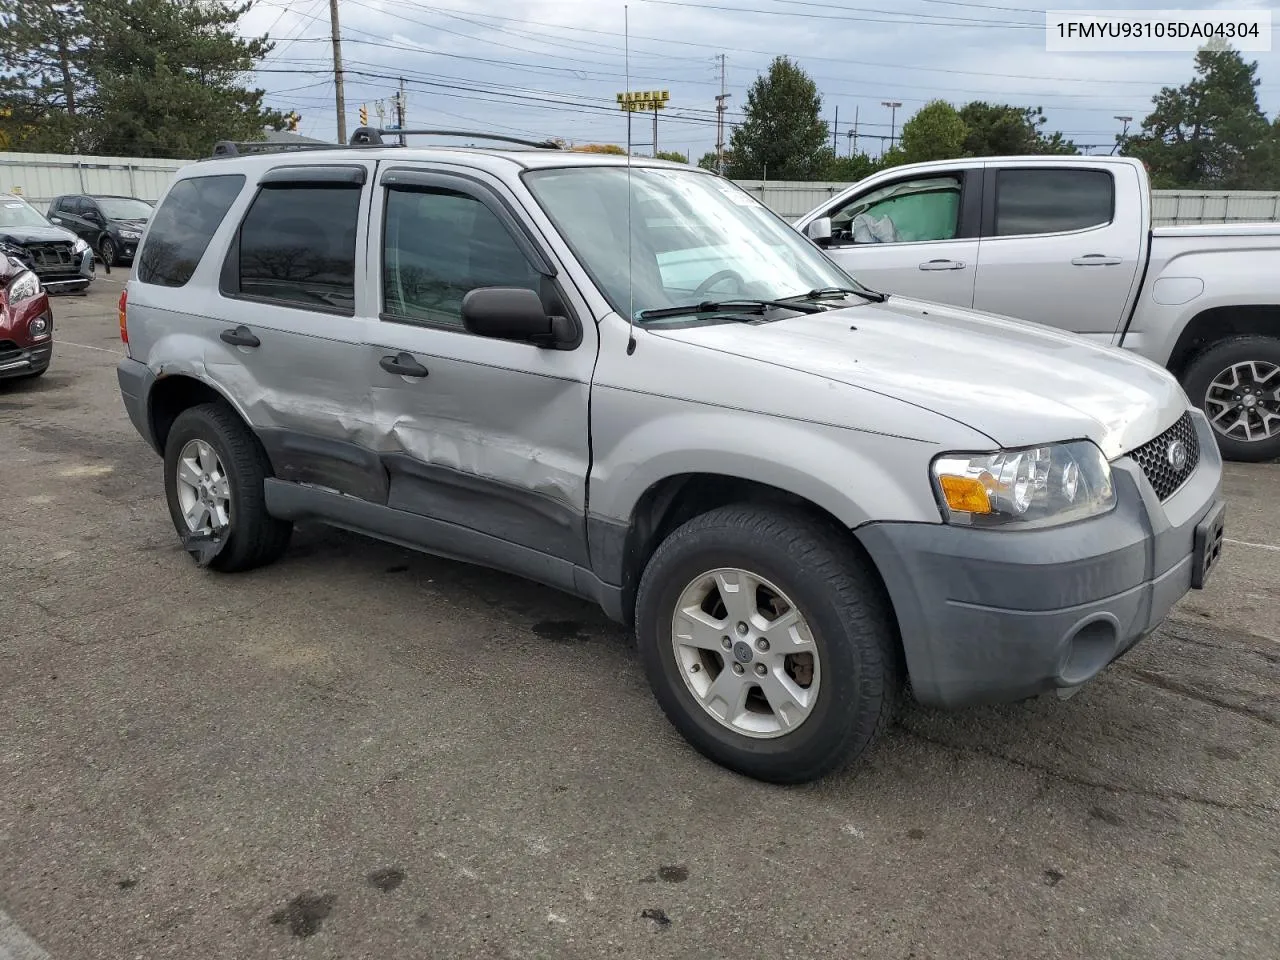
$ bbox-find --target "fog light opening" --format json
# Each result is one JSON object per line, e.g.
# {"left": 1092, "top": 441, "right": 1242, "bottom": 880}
{"left": 1058, "top": 617, "right": 1119, "bottom": 687}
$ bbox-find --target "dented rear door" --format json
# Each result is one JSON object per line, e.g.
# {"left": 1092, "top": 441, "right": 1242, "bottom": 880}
{"left": 363, "top": 165, "right": 596, "bottom": 565}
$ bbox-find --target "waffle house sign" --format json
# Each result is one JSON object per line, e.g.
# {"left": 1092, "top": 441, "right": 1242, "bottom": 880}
{"left": 617, "top": 90, "right": 670, "bottom": 112}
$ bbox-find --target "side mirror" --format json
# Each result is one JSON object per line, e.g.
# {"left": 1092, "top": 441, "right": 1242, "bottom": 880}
{"left": 804, "top": 216, "right": 832, "bottom": 244}
{"left": 462, "top": 287, "right": 568, "bottom": 346}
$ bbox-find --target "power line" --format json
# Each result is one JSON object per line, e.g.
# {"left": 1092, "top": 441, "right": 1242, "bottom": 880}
{"left": 639, "top": 0, "right": 1041, "bottom": 28}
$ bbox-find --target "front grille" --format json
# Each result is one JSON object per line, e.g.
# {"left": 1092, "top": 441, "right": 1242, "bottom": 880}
{"left": 1129, "top": 411, "right": 1200, "bottom": 501}
{"left": 28, "top": 243, "right": 75, "bottom": 270}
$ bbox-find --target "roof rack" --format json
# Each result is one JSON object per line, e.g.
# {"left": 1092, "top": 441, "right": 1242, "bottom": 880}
{"left": 347, "top": 127, "right": 563, "bottom": 150}
{"left": 209, "top": 127, "right": 563, "bottom": 160}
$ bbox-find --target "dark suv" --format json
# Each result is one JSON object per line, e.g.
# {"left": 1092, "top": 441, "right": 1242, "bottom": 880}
{"left": 48, "top": 194, "right": 153, "bottom": 268}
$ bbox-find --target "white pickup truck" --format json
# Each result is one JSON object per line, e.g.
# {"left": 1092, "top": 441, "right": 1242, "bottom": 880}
{"left": 794, "top": 155, "right": 1280, "bottom": 462}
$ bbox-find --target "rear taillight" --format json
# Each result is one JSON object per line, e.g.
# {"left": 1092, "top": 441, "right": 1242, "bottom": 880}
{"left": 118, "top": 289, "right": 128, "bottom": 344}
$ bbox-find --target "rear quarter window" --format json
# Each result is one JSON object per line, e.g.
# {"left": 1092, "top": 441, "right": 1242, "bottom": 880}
{"left": 137, "top": 174, "right": 245, "bottom": 287}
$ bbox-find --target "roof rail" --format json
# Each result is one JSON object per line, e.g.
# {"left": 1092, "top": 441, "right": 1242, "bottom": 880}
{"left": 210, "top": 139, "right": 344, "bottom": 158}
{"left": 348, "top": 127, "right": 563, "bottom": 150}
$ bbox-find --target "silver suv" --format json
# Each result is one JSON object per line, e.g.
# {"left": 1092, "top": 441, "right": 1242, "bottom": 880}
{"left": 116, "top": 130, "right": 1227, "bottom": 784}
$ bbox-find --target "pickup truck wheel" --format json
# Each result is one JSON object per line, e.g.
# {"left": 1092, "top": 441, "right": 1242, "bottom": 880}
{"left": 634, "top": 504, "right": 900, "bottom": 784}
{"left": 163, "top": 403, "right": 292, "bottom": 572}
{"left": 1183, "top": 337, "right": 1280, "bottom": 462}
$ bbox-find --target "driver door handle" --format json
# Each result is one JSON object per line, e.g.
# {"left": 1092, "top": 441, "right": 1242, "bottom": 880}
{"left": 1071, "top": 254, "right": 1123, "bottom": 266}
{"left": 380, "top": 352, "right": 429, "bottom": 378}
{"left": 919, "top": 259, "right": 966, "bottom": 271}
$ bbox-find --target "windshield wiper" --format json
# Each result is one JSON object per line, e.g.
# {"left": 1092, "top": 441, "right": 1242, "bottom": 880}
{"left": 636, "top": 298, "right": 828, "bottom": 321}
{"left": 794, "top": 285, "right": 888, "bottom": 304}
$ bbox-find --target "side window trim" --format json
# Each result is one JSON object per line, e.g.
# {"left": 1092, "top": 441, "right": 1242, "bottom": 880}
{"left": 823, "top": 168, "right": 980, "bottom": 247}
{"left": 219, "top": 180, "right": 364, "bottom": 316}
{"left": 378, "top": 168, "right": 554, "bottom": 277}
{"left": 980, "top": 165, "right": 1117, "bottom": 239}
{"left": 376, "top": 174, "right": 581, "bottom": 347}
{"left": 261, "top": 164, "right": 368, "bottom": 186}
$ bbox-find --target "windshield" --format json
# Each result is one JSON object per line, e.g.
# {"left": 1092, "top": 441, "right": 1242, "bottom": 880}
{"left": 97, "top": 197, "right": 153, "bottom": 220}
{"left": 0, "top": 197, "right": 52, "bottom": 229}
{"left": 523, "top": 166, "right": 859, "bottom": 323}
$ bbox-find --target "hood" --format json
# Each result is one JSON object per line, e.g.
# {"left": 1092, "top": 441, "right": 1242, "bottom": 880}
{"left": 652, "top": 296, "right": 1186, "bottom": 460}
{"left": 0, "top": 224, "right": 79, "bottom": 244}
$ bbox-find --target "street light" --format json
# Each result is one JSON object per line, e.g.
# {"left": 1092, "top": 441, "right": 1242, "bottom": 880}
{"left": 1112, "top": 115, "right": 1133, "bottom": 154}
{"left": 882, "top": 100, "right": 902, "bottom": 152}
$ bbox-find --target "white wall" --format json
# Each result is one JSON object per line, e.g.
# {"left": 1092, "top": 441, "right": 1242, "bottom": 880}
{"left": 5, "top": 151, "right": 1280, "bottom": 227}
{"left": 0, "top": 152, "right": 193, "bottom": 209}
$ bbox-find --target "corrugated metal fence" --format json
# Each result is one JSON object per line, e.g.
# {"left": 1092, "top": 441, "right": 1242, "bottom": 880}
{"left": 5, "top": 151, "right": 1280, "bottom": 226}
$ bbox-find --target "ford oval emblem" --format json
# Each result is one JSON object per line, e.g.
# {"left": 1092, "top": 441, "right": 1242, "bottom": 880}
{"left": 1166, "top": 439, "right": 1188, "bottom": 471}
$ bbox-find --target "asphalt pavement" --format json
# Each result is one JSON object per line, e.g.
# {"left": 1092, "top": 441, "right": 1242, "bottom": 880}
{"left": 1, "top": 282, "right": 1277, "bottom": 959}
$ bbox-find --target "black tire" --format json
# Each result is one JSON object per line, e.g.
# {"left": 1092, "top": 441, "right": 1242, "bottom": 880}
{"left": 163, "top": 402, "right": 292, "bottom": 572}
{"left": 99, "top": 236, "right": 117, "bottom": 268}
{"left": 634, "top": 504, "right": 901, "bottom": 785}
{"left": 1181, "top": 336, "right": 1280, "bottom": 463}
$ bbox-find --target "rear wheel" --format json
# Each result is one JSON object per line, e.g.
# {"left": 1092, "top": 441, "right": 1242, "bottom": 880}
{"left": 163, "top": 403, "right": 292, "bottom": 572}
{"left": 634, "top": 504, "right": 901, "bottom": 784}
{"left": 1182, "top": 336, "right": 1280, "bottom": 462}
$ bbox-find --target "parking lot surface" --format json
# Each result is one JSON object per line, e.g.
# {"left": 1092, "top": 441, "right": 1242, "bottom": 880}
{"left": 1, "top": 282, "right": 1278, "bottom": 959}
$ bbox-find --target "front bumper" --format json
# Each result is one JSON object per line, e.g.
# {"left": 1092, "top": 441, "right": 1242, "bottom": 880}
{"left": 0, "top": 340, "right": 53, "bottom": 379}
{"left": 856, "top": 409, "right": 1226, "bottom": 709}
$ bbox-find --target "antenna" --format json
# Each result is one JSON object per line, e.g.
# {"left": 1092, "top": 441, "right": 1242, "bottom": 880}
{"left": 624, "top": 3, "right": 637, "bottom": 356}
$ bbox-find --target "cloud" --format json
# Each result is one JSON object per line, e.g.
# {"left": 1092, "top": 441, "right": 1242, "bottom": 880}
{"left": 238, "top": 0, "right": 1279, "bottom": 159}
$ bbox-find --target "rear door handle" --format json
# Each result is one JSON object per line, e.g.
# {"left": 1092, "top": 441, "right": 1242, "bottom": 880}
{"left": 380, "top": 352, "right": 429, "bottom": 378}
{"left": 919, "top": 259, "right": 966, "bottom": 271}
{"left": 1071, "top": 254, "right": 1123, "bottom": 266}
{"left": 219, "top": 325, "right": 260, "bottom": 348}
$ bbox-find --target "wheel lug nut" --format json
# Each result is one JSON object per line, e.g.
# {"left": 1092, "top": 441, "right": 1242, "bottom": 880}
{"left": 754, "top": 663, "right": 767, "bottom": 677}
{"left": 721, "top": 636, "right": 732, "bottom": 650}
{"left": 756, "top": 638, "right": 769, "bottom": 652}
{"left": 732, "top": 663, "right": 745, "bottom": 675}
{"left": 690, "top": 663, "right": 701, "bottom": 673}
{"left": 736, "top": 622, "right": 748, "bottom": 636}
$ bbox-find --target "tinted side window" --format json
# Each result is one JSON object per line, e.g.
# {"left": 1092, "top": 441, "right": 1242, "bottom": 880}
{"left": 235, "top": 184, "right": 360, "bottom": 313}
{"left": 994, "top": 169, "right": 1114, "bottom": 237}
{"left": 382, "top": 188, "right": 540, "bottom": 327}
{"left": 138, "top": 175, "right": 245, "bottom": 287}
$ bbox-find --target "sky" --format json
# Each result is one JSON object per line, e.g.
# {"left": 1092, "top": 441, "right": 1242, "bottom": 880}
{"left": 236, "top": 0, "right": 1280, "bottom": 162}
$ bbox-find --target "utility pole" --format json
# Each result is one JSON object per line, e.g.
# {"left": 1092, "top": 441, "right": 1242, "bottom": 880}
{"left": 329, "top": 0, "right": 346, "bottom": 143}
{"left": 714, "top": 53, "right": 729, "bottom": 174}
{"left": 653, "top": 101, "right": 658, "bottom": 156}
{"left": 851, "top": 105, "right": 859, "bottom": 155}
{"left": 882, "top": 100, "right": 901, "bottom": 150}
{"left": 832, "top": 105, "right": 839, "bottom": 152}
{"left": 397, "top": 78, "right": 405, "bottom": 145}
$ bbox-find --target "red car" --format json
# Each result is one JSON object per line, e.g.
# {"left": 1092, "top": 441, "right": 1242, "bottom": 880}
{"left": 0, "top": 253, "right": 53, "bottom": 381}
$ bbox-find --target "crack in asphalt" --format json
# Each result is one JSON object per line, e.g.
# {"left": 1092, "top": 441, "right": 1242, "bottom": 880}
{"left": 1118, "top": 666, "right": 1279, "bottom": 730}
{"left": 899, "top": 725, "right": 1277, "bottom": 819}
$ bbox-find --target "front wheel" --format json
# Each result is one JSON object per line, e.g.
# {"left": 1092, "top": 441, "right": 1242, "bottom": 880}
{"left": 634, "top": 504, "right": 901, "bottom": 784}
{"left": 99, "top": 236, "right": 117, "bottom": 268}
{"left": 1182, "top": 336, "right": 1280, "bottom": 462}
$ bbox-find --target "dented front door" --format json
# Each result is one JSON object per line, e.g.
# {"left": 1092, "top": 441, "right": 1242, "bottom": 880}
{"left": 363, "top": 166, "right": 596, "bottom": 565}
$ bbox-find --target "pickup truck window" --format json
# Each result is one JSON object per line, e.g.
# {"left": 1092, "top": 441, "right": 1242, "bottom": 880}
{"left": 381, "top": 187, "right": 541, "bottom": 328}
{"left": 994, "top": 169, "right": 1114, "bottom": 237}
{"left": 831, "top": 175, "right": 962, "bottom": 244}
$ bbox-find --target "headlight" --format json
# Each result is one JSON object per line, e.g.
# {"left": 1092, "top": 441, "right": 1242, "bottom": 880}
{"left": 6, "top": 269, "right": 41, "bottom": 304}
{"left": 119, "top": 229, "right": 142, "bottom": 240}
{"left": 931, "top": 440, "right": 1115, "bottom": 529}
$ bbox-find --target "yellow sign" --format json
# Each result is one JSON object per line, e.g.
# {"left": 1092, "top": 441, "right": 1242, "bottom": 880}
{"left": 616, "top": 90, "right": 670, "bottom": 111}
